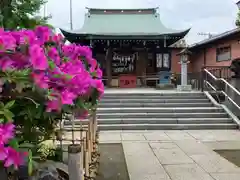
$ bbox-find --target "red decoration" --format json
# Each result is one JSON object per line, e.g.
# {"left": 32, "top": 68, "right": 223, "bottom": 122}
{"left": 119, "top": 75, "right": 137, "bottom": 88}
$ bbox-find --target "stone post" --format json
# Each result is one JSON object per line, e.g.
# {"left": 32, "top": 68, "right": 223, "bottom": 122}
{"left": 68, "top": 144, "right": 83, "bottom": 180}
{"left": 181, "top": 62, "right": 188, "bottom": 86}
{"left": 177, "top": 48, "right": 192, "bottom": 91}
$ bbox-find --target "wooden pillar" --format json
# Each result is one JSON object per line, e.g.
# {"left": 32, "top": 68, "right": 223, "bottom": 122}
{"left": 137, "top": 50, "right": 147, "bottom": 87}
{"left": 105, "top": 46, "right": 112, "bottom": 87}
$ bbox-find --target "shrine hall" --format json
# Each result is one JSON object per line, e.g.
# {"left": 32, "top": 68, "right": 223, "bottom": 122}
{"left": 60, "top": 7, "right": 190, "bottom": 88}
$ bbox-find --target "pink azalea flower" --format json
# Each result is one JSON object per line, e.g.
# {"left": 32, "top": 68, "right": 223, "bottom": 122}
{"left": 29, "top": 44, "right": 48, "bottom": 70}
{"left": 0, "top": 145, "right": 8, "bottom": 161}
{"left": 4, "top": 147, "right": 25, "bottom": 169}
{"left": 46, "top": 99, "right": 61, "bottom": 112}
{"left": 0, "top": 57, "right": 14, "bottom": 71}
{"left": 91, "top": 79, "right": 104, "bottom": 98}
{"left": 31, "top": 72, "right": 49, "bottom": 89}
{"left": 96, "top": 68, "right": 103, "bottom": 79}
{"left": 0, "top": 123, "right": 15, "bottom": 144}
{"left": 60, "top": 90, "right": 76, "bottom": 105}
{"left": 48, "top": 47, "right": 60, "bottom": 65}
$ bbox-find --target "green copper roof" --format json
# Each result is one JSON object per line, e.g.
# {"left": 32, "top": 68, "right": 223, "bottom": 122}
{"left": 60, "top": 8, "right": 190, "bottom": 39}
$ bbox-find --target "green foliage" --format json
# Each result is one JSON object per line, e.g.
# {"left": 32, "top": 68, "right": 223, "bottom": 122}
{"left": 0, "top": 100, "right": 15, "bottom": 123}
{"left": 0, "top": 0, "right": 51, "bottom": 29}
{"left": 37, "top": 140, "right": 57, "bottom": 161}
{"left": 236, "top": 10, "right": 240, "bottom": 27}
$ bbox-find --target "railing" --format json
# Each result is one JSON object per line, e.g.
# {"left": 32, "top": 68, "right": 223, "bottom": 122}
{"left": 201, "top": 67, "right": 240, "bottom": 118}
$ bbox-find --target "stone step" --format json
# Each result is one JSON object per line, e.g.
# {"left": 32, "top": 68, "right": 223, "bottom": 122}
{"left": 102, "top": 95, "right": 205, "bottom": 100}
{"left": 63, "top": 123, "right": 238, "bottom": 131}
{"left": 98, "top": 102, "right": 213, "bottom": 108}
{"left": 64, "top": 118, "right": 232, "bottom": 126}
{"left": 96, "top": 112, "right": 228, "bottom": 119}
{"left": 103, "top": 92, "right": 203, "bottom": 96}
{"left": 97, "top": 123, "right": 238, "bottom": 130}
{"left": 96, "top": 107, "right": 224, "bottom": 113}
{"left": 100, "top": 99, "right": 210, "bottom": 103}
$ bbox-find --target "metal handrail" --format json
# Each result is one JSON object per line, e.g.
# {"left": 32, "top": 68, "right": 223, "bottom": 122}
{"left": 203, "top": 68, "right": 240, "bottom": 110}
{"left": 204, "top": 69, "right": 218, "bottom": 80}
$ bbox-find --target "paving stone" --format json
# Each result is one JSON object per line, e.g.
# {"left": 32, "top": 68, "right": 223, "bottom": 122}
{"left": 210, "top": 173, "right": 240, "bottom": 180}
{"left": 165, "top": 131, "right": 196, "bottom": 141}
{"left": 99, "top": 132, "right": 121, "bottom": 141}
{"left": 175, "top": 140, "right": 214, "bottom": 155}
{"left": 123, "top": 142, "right": 170, "bottom": 180}
{"left": 164, "top": 164, "right": 214, "bottom": 180}
{"left": 187, "top": 130, "right": 240, "bottom": 142}
{"left": 99, "top": 141, "right": 121, "bottom": 144}
{"left": 150, "top": 142, "right": 179, "bottom": 149}
{"left": 190, "top": 154, "right": 240, "bottom": 173}
{"left": 144, "top": 132, "right": 171, "bottom": 141}
{"left": 152, "top": 145, "right": 194, "bottom": 165}
{"left": 121, "top": 133, "right": 145, "bottom": 141}
{"left": 204, "top": 141, "right": 240, "bottom": 150}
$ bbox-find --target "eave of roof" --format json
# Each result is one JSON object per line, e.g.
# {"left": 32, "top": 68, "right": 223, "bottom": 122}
{"left": 189, "top": 28, "right": 240, "bottom": 49}
{"left": 86, "top": 7, "right": 159, "bottom": 11}
{"left": 60, "top": 10, "right": 190, "bottom": 39}
{"left": 60, "top": 28, "right": 190, "bottom": 40}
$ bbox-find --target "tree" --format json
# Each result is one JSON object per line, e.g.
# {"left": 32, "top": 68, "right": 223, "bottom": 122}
{"left": 0, "top": 0, "right": 50, "bottom": 30}
{"left": 236, "top": 10, "right": 240, "bottom": 27}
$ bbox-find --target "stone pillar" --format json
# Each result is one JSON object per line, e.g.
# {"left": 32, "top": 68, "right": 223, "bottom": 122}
{"left": 137, "top": 51, "right": 147, "bottom": 87}
{"left": 105, "top": 47, "right": 112, "bottom": 87}
{"left": 181, "top": 62, "right": 188, "bottom": 86}
{"left": 177, "top": 48, "right": 192, "bottom": 91}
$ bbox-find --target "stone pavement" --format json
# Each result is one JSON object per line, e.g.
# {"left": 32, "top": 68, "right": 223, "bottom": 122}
{"left": 99, "top": 130, "right": 240, "bottom": 180}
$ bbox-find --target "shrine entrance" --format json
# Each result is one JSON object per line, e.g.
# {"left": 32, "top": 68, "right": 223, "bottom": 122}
{"left": 60, "top": 7, "right": 190, "bottom": 88}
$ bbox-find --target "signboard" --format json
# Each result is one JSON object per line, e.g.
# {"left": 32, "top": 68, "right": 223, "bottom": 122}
{"left": 119, "top": 75, "right": 137, "bottom": 88}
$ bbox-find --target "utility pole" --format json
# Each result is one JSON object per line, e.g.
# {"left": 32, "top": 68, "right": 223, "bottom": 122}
{"left": 70, "top": 0, "right": 73, "bottom": 30}
{"left": 198, "top": 32, "right": 214, "bottom": 39}
{"left": 43, "top": 3, "right": 46, "bottom": 18}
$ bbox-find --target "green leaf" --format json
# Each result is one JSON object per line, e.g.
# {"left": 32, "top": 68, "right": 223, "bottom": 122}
{"left": 8, "top": 138, "right": 19, "bottom": 150}
{"left": 3, "top": 109, "right": 14, "bottom": 121}
{"left": 4, "top": 100, "right": 15, "bottom": 109}
{"left": 0, "top": 102, "right": 4, "bottom": 109}
{"left": 19, "top": 143, "right": 35, "bottom": 149}
{"left": 28, "top": 149, "right": 33, "bottom": 176}
{"left": 48, "top": 61, "right": 56, "bottom": 70}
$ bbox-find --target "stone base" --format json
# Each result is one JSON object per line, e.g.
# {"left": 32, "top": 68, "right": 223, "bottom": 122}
{"left": 156, "top": 84, "right": 175, "bottom": 90}
{"left": 177, "top": 85, "right": 192, "bottom": 91}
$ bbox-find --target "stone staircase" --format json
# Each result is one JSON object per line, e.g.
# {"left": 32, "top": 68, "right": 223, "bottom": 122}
{"left": 64, "top": 91, "right": 238, "bottom": 130}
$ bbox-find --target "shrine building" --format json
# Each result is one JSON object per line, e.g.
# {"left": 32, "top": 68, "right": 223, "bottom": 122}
{"left": 60, "top": 7, "right": 190, "bottom": 88}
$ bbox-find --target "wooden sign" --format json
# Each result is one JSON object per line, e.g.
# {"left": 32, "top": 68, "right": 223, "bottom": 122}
{"left": 119, "top": 75, "right": 137, "bottom": 88}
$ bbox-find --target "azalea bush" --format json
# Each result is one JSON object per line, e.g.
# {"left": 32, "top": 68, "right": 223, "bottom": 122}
{"left": 0, "top": 26, "right": 104, "bottom": 170}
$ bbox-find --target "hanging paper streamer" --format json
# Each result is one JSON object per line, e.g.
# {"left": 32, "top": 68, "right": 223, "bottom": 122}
{"left": 112, "top": 52, "right": 137, "bottom": 74}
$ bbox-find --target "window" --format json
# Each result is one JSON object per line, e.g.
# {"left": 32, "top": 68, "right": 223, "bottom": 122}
{"left": 216, "top": 46, "right": 231, "bottom": 62}
{"left": 156, "top": 53, "right": 170, "bottom": 69}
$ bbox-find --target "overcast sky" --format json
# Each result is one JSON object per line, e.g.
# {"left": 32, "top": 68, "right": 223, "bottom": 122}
{"left": 41, "top": 0, "right": 239, "bottom": 44}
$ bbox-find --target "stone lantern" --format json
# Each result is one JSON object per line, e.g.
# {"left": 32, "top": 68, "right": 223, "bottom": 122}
{"left": 176, "top": 48, "right": 192, "bottom": 91}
